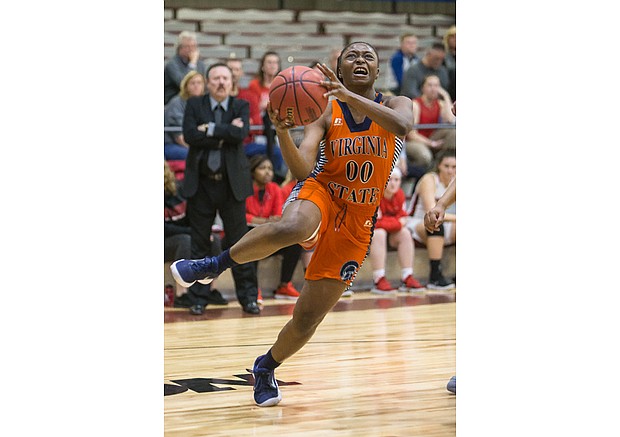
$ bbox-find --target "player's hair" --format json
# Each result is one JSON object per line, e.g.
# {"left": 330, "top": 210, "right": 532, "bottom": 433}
{"left": 336, "top": 41, "right": 379, "bottom": 81}
{"left": 179, "top": 70, "right": 205, "bottom": 100}
{"left": 205, "top": 62, "right": 232, "bottom": 80}
{"left": 176, "top": 31, "right": 197, "bottom": 53}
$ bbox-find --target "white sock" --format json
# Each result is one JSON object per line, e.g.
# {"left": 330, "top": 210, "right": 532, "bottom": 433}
{"left": 401, "top": 268, "right": 413, "bottom": 281}
{"left": 373, "top": 269, "right": 385, "bottom": 283}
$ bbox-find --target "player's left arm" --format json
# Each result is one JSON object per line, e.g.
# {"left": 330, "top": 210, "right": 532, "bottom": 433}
{"left": 316, "top": 63, "right": 412, "bottom": 137}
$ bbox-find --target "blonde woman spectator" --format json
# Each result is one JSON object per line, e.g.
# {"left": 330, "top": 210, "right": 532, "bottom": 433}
{"left": 443, "top": 25, "right": 456, "bottom": 71}
{"left": 164, "top": 70, "right": 206, "bottom": 160}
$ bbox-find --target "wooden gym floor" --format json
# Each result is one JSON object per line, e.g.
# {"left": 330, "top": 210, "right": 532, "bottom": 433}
{"left": 164, "top": 289, "right": 456, "bottom": 436}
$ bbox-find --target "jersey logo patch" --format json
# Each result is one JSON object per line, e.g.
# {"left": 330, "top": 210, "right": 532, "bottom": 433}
{"left": 333, "top": 117, "right": 343, "bottom": 126}
{"left": 340, "top": 261, "right": 360, "bottom": 282}
{"left": 363, "top": 219, "right": 373, "bottom": 228}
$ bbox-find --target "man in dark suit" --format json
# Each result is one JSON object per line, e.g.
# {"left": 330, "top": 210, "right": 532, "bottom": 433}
{"left": 181, "top": 62, "right": 260, "bottom": 315}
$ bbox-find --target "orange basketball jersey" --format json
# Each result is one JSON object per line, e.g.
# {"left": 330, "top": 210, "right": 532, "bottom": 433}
{"left": 294, "top": 94, "right": 405, "bottom": 285}
{"left": 310, "top": 94, "right": 404, "bottom": 213}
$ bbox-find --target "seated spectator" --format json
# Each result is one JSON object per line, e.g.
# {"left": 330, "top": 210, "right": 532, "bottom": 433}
{"left": 164, "top": 70, "right": 205, "bottom": 161}
{"left": 368, "top": 167, "right": 424, "bottom": 294}
{"left": 164, "top": 31, "right": 207, "bottom": 105}
{"left": 400, "top": 42, "right": 450, "bottom": 100}
{"left": 406, "top": 149, "right": 456, "bottom": 290}
{"left": 246, "top": 155, "right": 302, "bottom": 300}
{"left": 388, "top": 33, "right": 420, "bottom": 95}
{"left": 165, "top": 160, "right": 191, "bottom": 298}
{"left": 405, "top": 74, "right": 456, "bottom": 171}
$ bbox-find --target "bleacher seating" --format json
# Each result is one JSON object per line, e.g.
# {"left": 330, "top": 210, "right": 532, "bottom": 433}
{"left": 177, "top": 7, "right": 295, "bottom": 22}
{"left": 164, "top": 19, "right": 199, "bottom": 32}
{"left": 163, "top": 7, "right": 455, "bottom": 92}
{"left": 297, "top": 10, "right": 407, "bottom": 25}
{"left": 201, "top": 20, "right": 319, "bottom": 35}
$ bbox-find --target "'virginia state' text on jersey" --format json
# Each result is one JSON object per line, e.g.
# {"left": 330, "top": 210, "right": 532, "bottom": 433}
{"left": 308, "top": 94, "right": 404, "bottom": 212}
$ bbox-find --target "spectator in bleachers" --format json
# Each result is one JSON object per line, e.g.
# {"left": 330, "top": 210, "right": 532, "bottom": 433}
{"left": 406, "top": 148, "right": 456, "bottom": 290}
{"left": 229, "top": 56, "right": 286, "bottom": 179}
{"left": 246, "top": 155, "right": 302, "bottom": 301}
{"left": 405, "top": 74, "right": 456, "bottom": 171}
{"left": 164, "top": 31, "right": 207, "bottom": 105}
{"left": 442, "top": 25, "right": 456, "bottom": 101}
{"left": 248, "top": 51, "right": 281, "bottom": 117}
{"left": 368, "top": 167, "right": 425, "bottom": 295}
{"left": 181, "top": 62, "right": 260, "bottom": 315}
{"left": 443, "top": 25, "right": 456, "bottom": 71}
{"left": 248, "top": 51, "right": 286, "bottom": 184}
{"left": 400, "top": 42, "right": 450, "bottom": 100}
{"left": 226, "top": 57, "right": 262, "bottom": 137}
{"left": 388, "top": 33, "right": 420, "bottom": 95}
{"left": 164, "top": 70, "right": 206, "bottom": 161}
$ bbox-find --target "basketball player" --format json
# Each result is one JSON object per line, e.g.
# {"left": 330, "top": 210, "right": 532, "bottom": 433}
{"left": 170, "top": 42, "right": 414, "bottom": 406}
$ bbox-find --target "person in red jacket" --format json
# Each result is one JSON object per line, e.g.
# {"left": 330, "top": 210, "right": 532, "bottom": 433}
{"left": 246, "top": 155, "right": 302, "bottom": 300}
{"left": 367, "top": 167, "right": 424, "bottom": 294}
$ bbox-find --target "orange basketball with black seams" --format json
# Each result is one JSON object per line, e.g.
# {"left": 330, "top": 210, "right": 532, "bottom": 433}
{"left": 269, "top": 66, "right": 329, "bottom": 126}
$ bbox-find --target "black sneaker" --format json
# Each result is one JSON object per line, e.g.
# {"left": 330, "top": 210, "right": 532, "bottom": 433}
{"left": 173, "top": 293, "right": 194, "bottom": 308}
{"left": 190, "top": 304, "right": 205, "bottom": 315}
{"left": 242, "top": 301, "right": 261, "bottom": 315}
{"left": 426, "top": 274, "right": 455, "bottom": 290}
{"left": 205, "top": 289, "right": 228, "bottom": 305}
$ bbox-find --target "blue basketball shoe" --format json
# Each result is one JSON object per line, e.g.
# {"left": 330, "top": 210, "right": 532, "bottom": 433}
{"left": 446, "top": 376, "right": 456, "bottom": 394}
{"left": 170, "top": 257, "right": 219, "bottom": 288}
{"left": 251, "top": 356, "right": 282, "bottom": 407}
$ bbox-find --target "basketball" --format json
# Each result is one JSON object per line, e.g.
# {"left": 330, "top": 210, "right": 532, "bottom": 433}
{"left": 269, "top": 66, "right": 328, "bottom": 126}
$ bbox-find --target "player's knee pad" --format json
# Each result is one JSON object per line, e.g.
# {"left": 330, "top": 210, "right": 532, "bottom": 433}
{"left": 428, "top": 223, "right": 444, "bottom": 236}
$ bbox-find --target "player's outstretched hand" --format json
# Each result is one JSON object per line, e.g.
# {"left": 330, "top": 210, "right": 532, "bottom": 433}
{"left": 316, "top": 63, "right": 350, "bottom": 102}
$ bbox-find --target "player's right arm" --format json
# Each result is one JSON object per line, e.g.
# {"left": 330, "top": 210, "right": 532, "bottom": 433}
{"left": 268, "top": 106, "right": 325, "bottom": 181}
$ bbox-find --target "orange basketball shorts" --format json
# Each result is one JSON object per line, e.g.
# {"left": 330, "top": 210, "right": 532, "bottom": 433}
{"left": 295, "top": 178, "right": 376, "bottom": 286}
